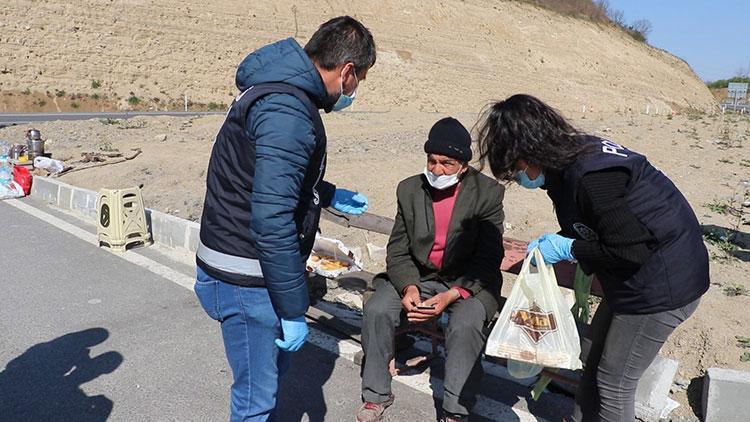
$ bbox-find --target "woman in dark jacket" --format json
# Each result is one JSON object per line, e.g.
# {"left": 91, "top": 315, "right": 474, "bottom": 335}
{"left": 476, "top": 94, "right": 709, "bottom": 422}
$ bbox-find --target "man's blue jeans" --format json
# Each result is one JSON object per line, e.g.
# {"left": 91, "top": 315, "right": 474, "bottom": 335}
{"left": 194, "top": 267, "right": 290, "bottom": 422}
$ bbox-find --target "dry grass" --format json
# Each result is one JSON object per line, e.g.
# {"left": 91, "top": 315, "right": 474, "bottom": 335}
{"left": 514, "top": 0, "right": 609, "bottom": 22}
{"left": 510, "top": 0, "right": 650, "bottom": 41}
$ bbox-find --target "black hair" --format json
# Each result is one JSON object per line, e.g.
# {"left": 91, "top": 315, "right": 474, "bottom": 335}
{"left": 304, "top": 16, "right": 376, "bottom": 72}
{"left": 476, "top": 94, "right": 591, "bottom": 181}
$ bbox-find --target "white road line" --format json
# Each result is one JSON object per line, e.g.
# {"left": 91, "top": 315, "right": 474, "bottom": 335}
{"left": 6, "top": 199, "right": 196, "bottom": 291}
{"left": 8, "top": 198, "right": 548, "bottom": 421}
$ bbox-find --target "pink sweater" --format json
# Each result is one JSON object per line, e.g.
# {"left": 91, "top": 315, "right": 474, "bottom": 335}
{"left": 428, "top": 184, "right": 470, "bottom": 299}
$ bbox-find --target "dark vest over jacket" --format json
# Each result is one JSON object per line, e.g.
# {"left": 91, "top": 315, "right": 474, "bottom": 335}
{"left": 546, "top": 136, "right": 709, "bottom": 314}
{"left": 199, "top": 82, "right": 327, "bottom": 286}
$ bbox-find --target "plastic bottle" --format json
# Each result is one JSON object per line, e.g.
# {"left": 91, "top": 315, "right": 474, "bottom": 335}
{"left": 0, "top": 158, "right": 11, "bottom": 187}
{"left": 0, "top": 141, "right": 11, "bottom": 186}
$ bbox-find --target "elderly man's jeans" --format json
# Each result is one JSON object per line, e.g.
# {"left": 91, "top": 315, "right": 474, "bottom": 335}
{"left": 573, "top": 298, "right": 700, "bottom": 422}
{"left": 194, "top": 267, "right": 290, "bottom": 422}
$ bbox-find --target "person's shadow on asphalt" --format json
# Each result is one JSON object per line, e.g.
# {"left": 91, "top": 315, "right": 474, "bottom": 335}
{"left": 0, "top": 327, "right": 123, "bottom": 422}
{"left": 274, "top": 323, "right": 338, "bottom": 422}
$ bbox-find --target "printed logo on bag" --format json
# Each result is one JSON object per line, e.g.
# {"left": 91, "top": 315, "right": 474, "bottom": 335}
{"left": 572, "top": 222, "right": 598, "bottom": 241}
{"left": 510, "top": 302, "right": 558, "bottom": 343}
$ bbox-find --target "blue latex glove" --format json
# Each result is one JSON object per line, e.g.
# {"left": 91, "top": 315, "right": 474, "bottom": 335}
{"left": 527, "top": 233, "right": 575, "bottom": 264}
{"left": 331, "top": 189, "right": 369, "bottom": 215}
{"left": 274, "top": 316, "right": 309, "bottom": 352}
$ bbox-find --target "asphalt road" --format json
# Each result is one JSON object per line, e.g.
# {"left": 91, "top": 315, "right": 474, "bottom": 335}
{"left": 0, "top": 112, "right": 225, "bottom": 127}
{"left": 0, "top": 197, "right": 570, "bottom": 421}
{"left": 0, "top": 198, "right": 439, "bottom": 421}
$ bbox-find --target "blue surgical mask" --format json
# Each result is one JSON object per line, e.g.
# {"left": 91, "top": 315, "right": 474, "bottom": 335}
{"left": 332, "top": 67, "right": 358, "bottom": 112}
{"left": 515, "top": 168, "right": 545, "bottom": 189}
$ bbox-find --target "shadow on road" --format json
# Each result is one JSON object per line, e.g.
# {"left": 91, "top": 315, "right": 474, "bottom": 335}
{"left": 274, "top": 326, "right": 339, "bottom": 422}
{"left": 0, "top": 327, "right": 123, "bottom": 422}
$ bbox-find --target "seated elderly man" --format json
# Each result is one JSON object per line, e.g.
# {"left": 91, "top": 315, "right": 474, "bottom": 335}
{"left": 356, "top": 117, "right": 506, "bottom": 422}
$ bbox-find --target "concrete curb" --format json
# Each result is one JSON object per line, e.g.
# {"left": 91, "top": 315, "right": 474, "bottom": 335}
{"left": 702, "top": 367, "right": 750, "bottom": 422}
{"left": 30, "top": 177, "right": 200, "bottom": 253}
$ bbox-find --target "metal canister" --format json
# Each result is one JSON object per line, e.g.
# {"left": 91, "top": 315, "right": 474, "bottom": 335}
{"left": 9, "top": 144, "right": 26, "bottom": 160}
{"left": 26, "top": 129, "right": 44, "bottom": 159}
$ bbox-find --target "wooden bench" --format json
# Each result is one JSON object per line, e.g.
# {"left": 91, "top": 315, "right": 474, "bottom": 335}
{"left": 320, "top": 208, "right": 604, "bottom": 388}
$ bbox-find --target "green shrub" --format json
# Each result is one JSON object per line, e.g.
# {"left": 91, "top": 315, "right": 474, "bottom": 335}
{"left": 724, "top": 283, "right": 749, "bottom": 297}
{"left": 91, "top": 79, "right": 102, "bottom": 89}
{"left": 707, "top": 76, "right": 750, "bottom": 90}
{"left": 207, "top": 102, "right": 226, "bottom": 111}
{"left": 127, "top": 95, "right": 141, "bottom": 106}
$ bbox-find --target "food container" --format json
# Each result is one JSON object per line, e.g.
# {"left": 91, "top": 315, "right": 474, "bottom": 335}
{"left": 27, "top": 139, "right": 45, "bottom": 159}
{"left": 306, "top": 234, "right": 363, "bottom": 278}
{"left": 26, "top": 129, "right": 44, "bottom": 159}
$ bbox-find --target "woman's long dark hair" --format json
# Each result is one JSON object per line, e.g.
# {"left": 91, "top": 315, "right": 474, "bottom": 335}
{"left": 476, "top": 94, "right": 590, "bottom": 181}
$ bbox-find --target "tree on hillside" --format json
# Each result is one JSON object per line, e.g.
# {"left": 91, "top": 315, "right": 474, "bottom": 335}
{"left": 630, "top": 19, "right": 653, "bottom": 40}
{"left": 596, "top": 0, "right": 625, "bottom": 26}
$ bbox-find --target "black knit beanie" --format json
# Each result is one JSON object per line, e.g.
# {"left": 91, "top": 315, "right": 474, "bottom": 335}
{"left": 423, "top": 117, "right": 472, "bottom": 162}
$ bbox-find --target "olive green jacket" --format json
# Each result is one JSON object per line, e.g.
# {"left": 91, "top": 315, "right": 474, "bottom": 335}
{"left": 383, "top": 167, "right": 505, "bottom": 320}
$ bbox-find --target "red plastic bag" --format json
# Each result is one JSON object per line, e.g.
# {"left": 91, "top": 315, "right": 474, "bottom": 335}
{"left": 13, "top": 165, "right": 32, "bottom": 196}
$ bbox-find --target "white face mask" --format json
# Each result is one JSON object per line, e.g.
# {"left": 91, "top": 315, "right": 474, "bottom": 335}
{"left": 423, "top": 167, "right": 462, "bottom": 190}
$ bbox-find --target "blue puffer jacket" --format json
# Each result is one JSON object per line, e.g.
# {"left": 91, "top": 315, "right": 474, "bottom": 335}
{"left": 197, "top": 38, "right": 335, "bottom": 319}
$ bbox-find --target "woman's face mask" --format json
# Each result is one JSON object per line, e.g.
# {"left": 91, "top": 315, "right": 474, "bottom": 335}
{"left": 515, "top": 166, "right": 545, "bottom": 189}
{"left": 424, "top": 166, "right": 463, "bottom": 190}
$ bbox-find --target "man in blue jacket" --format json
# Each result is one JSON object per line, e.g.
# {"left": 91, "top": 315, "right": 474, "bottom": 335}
{"left": 194, "top": 16, "right": 376, "bottom": 421}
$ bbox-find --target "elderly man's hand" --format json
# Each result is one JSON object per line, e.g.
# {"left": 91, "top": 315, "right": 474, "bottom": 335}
{"left": 406, "top": 290, "right": 460, "bottom": 323}
{"left": 401, "top": 285, "right": 421, "bottom": 314}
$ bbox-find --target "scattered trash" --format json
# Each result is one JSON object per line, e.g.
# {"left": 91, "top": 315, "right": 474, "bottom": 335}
{"left": 672, "top": 376, "right": 690, "bottom": 390}
{"left": 0, "top": 180, "right": 24, "bottom": 200}
{"left": 366, "top": 242, "right": 387, "bottom": 261}
{"left": 12, "top": 165, "right": 32, "bottom": 195}
{"left": 56, "top": 148, "right": 142, "bottom": 177}
{"left": 33, "top": 156, "right": 65, "bottom": 174}
{"left": 0, "top": 156, "right": 12, "bottom": 187}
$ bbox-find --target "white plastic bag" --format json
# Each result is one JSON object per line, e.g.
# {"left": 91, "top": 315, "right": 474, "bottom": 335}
{"left": 485, "top": 248, "right": 583, "bottom": 372}
{"left": 33, "top": 156, "right": 65, "bottom": 174}
{"left": 0, "top": 180, "right": 25, "bottom": 200}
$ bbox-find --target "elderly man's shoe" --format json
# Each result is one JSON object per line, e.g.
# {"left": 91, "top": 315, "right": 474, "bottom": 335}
{"left": 440, "top": 413, "right": 468, "bottom": 422}
{"left": 355, "top": 394, "right": 395, "bottom": 422}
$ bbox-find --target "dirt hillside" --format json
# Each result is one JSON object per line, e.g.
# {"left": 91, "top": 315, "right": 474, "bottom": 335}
{"left": 1, "top": 0, "right": 715, "bottom": 113}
